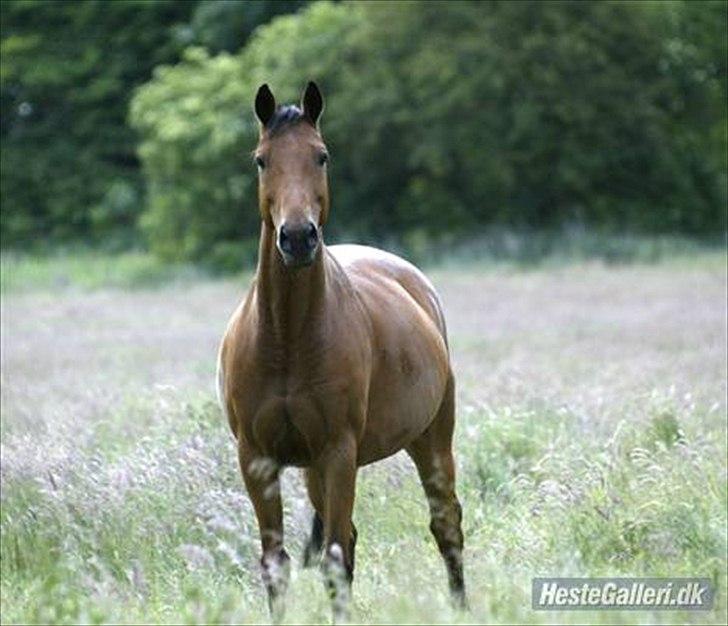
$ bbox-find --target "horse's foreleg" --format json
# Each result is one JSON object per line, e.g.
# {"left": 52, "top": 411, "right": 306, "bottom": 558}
{"left": 318, "top": 437, "right": 358, "bottom": 622}
{"left": 406, "top": 375, "right": 467, "bottom": 608}
{"left": 239, "top": 445, "right": 290, "bottom": 622}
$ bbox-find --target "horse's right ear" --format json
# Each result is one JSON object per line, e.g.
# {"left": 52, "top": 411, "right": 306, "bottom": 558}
{"left": 254, "top": 84, "right": 276, "bottom": 127}
{"left": 302, "top": 81, "right": 324, "bottom": 127}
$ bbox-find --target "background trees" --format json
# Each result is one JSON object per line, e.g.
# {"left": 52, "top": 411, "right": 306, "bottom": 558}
{"left": 1, "top": 0, "right": 193, "bottom": 246}
{"left": 0, "top": 0, "right": 303, "bottom": 249}
{"left": 2, "top": 0, "right": 726, "bottom": 260}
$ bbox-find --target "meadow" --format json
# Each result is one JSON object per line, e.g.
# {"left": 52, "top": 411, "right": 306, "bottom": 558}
{"left": 1, "top": 246, "right": 726, "bottom": 624}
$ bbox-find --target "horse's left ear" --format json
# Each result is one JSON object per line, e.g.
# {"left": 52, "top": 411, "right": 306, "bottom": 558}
{"left": 255, "top": 83, "right": 276, "bottom": 127}
{"left": 301, "top": 81, "right": 324, "bottom": 127}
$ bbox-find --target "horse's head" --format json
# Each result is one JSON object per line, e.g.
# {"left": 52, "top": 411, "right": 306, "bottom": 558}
{"left": 253, "top": 82, "right": 329, "bottom": 268}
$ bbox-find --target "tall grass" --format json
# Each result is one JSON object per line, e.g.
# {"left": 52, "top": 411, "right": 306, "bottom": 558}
{"left": 1, "top": 392, "right": 725, "bottom": 624}
{"left": 1, "top": 246, "right": 725, "bottom": 623}
{"left": 399, "top": 229, "right": 726, "bottom": 270}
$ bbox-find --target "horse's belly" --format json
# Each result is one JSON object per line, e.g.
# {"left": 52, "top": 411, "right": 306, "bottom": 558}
{"left": 357, "top": 310, "right": 450, "bottom": 465}
{"left": 359, "top": 380, "right": 445, "bottom": 465}
{"left": 333, "top": 245, "right": 451, "bottom": 465}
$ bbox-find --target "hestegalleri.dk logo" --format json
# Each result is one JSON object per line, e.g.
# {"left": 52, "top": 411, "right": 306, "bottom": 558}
{"left": 532, "top": 578, "right": 715, "bottom": 611}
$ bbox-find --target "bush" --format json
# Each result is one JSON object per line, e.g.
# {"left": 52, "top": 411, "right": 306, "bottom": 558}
{"left": 130, "top": 0, "right": 727, "bottom": 262}
{"left": 130, "top": 2, "right": 360, "bottom": 261}
{"left": 0, "top": 0, "right": 307, "bottom": 249}
{"left": 131, "top": 47, "right": 257, "bottom": 261}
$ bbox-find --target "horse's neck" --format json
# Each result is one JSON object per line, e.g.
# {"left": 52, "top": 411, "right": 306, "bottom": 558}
{"left": 255, "top": 221, "right": 327, "bottom": 348}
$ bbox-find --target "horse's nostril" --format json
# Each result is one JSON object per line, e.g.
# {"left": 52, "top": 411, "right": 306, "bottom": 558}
{"left": 279, "top": 225, "right": 292, "bottom": 252}
{"left": 307, "top": 223, "right": 318, "bottom": 246}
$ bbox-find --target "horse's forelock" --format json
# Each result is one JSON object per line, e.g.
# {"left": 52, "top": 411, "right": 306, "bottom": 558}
{"left": 266, "top": 105, "right": 304, "bottom": 134}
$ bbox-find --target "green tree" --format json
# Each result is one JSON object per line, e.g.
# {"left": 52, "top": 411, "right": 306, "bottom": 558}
{"left": 130, "top": 0, "right": 727, "bottom": 262}
{"left": 0, "top": 0, "right": 307, "bottom": 249}
{"left": 130, "top": 47, "right": 256, "bottom": 262}
{"left": 1, "top": 0, "right": 195, "bottom": 247}
{"left": 130, "top": 1, "right": 360, "bottom": 261}
{"left": 183, "top": 0, "right": 307, "bottom": 54}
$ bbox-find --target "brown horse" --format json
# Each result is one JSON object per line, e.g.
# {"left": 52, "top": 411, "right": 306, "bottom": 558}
{"left": 217, "top": 82, "right": 466, "bottom": 621}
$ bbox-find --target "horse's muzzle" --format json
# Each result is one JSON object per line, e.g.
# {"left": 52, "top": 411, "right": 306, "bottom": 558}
{"left": 278, "top": 221, "right": 319, "bottom": 268}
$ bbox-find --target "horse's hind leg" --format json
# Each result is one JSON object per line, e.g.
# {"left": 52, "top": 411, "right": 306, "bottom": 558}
{"left": 239, "top": 444, "right": 290, "bottom": 622}
{"left": 302, "top": 469, "right": 325, "bottom": 567}
{"left": 406, "top": 373, "right": 467, "bottom": 608}
{"left": 302, "top": 509, "right": 324, "bottom": 568}
{"left": 302, "top": 469, "right": 358, "bottom": 571}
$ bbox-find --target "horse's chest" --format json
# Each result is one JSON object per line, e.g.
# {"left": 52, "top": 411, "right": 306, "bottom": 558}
{"left": 228, "top": 324, "right": 367, "bottom": 464}
{"left": 239, "top": 374, "right": 350, "bottom": 466}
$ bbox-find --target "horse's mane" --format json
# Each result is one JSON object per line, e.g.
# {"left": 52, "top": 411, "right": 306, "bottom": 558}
{"left": 267, "top": 105, "right": 305, "bottom": 134}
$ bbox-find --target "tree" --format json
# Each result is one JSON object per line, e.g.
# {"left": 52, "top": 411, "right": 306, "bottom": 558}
{"left": 0, "top": 0, "right": 307, "bottom": 249}
{"left": 184, "top": 0, "right": 307, "bottom": 54}
{"left": 127, "top": 0, "right": 727, "bottom": 261}
{"left": 130, "top": 1, "right": 360, "bottom": 261}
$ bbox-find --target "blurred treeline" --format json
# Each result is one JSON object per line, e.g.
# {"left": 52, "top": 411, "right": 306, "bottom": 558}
{"left": 2, "top": 1, "right": 726, "bottom": 264}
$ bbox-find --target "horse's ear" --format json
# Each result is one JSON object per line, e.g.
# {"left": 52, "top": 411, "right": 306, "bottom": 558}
{"left": 255, "top": 84, "right": 276, "bottom": 127}
{"left": 301, "top": 81, "right": 324, "bottom": 127}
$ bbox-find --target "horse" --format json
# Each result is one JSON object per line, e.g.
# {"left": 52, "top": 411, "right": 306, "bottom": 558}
{"left": 217, "top": 81, "right": 466, "bottom": 622}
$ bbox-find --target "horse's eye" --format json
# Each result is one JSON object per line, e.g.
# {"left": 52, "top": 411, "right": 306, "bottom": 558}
{"left": 318, "top": 152, "right": 329, "bottom": 167}
{"left": 255, "top": 156, "right": 266, "bottom": 170}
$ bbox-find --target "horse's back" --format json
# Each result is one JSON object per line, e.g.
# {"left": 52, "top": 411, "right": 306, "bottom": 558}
{"left": 329, "top": 244, "right": 448, "bottom": 344}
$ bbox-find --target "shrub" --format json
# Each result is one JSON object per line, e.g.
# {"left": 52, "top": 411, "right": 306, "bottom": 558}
{"left": 130, "top": 0, "right": 727, "bottom": 262}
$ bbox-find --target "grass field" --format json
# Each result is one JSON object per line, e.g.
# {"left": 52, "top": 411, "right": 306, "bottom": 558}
{"left": 1, "top": 248, "right": 726, "bottom": 624}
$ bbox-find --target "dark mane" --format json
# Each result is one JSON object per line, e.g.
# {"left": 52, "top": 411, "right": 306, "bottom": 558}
{"left": 266, "top": 105, "right": 305, "bottom": 134}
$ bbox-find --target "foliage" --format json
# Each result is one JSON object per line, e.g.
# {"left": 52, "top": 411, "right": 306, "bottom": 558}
{"left": 0, "top": 0, "right": 306, "bottom": 249}
{"left": 182, "top": 0, "right": 308, "bottom": 54}
{"left": 128, "top": 0, "right": 727, "bottom": 261}
{"left": 129, "top": 47, "right": 254, "bottom": 261}
{"left": 2, "top": 1, "right": 726, "bottom": 258}
{"left": 0, "top": 0, "right": 191, "bottom": 246}
{"left": 130, "top": 2, "right": 359, "bottom": 260}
